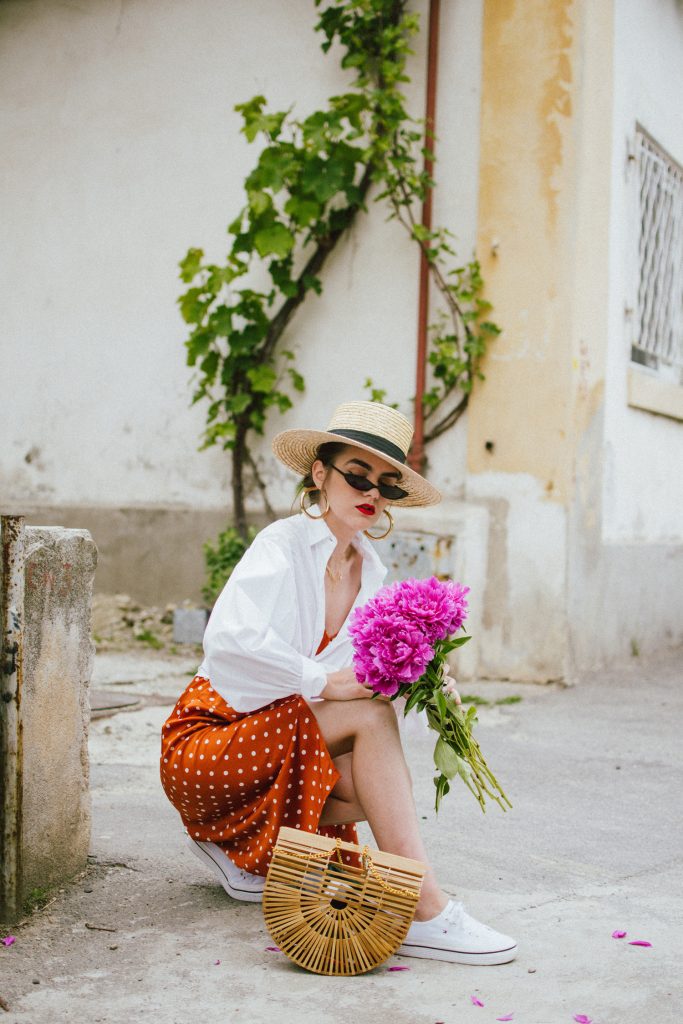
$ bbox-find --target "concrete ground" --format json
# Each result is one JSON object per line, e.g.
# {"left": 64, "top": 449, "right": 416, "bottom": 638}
{"left": 1, "top": 648, "right": 681, "bottom": 1024}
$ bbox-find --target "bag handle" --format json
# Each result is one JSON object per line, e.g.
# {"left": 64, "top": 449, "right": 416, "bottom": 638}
{"left": 302, "top": 837, "right": 344, "bottom": 867}
{"left": 295, "top": 837, "right": 417, "bottom": 900}
{"left": 360, "top": 846, "right": 419, "bottom": 899}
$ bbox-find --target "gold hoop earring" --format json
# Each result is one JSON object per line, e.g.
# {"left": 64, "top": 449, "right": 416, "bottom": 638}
{"left": 300, "top": 487, "right": 330, "bottom": 520}
{"left": 364, "top": 509, "right": 393, "bottom": 541}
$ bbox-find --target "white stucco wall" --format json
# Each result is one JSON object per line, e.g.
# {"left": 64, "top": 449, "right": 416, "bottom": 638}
{"left": 0, "top": 0, "right": 483, "bottom": 513}
{"left": 602, "top": 0, "right": 683, "bottom": 543}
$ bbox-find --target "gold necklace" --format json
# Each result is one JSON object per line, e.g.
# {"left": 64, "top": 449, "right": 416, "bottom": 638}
{"left": 325, "top": 548, "right": 354, "bottom": 585}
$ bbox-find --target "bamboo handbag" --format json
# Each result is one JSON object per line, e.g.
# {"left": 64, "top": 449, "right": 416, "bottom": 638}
{"left": 262, "top": 826, "right": 426, "bottom": 975}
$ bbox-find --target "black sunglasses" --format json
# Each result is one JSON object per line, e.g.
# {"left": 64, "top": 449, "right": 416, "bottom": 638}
{"left": 329, "top": 463, "right": 409, "bottom": 501}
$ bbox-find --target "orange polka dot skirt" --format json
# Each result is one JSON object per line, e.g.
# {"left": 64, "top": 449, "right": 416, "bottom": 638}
{"left": 160, "top": 676, "right": 358, "bottom": 876}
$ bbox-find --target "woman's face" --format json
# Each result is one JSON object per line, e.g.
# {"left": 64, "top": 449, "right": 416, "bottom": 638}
{"left": 310, "top": 445, "right": 402, "bottom": 534}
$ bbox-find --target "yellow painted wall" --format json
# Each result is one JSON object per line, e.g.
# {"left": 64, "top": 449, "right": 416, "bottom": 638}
{"left": 469, "top": 0, "right": 582, "bottom": 503}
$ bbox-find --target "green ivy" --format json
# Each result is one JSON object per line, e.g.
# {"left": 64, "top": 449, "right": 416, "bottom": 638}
{"left": 180, "top": 0, "right": 499, "bottom": 546}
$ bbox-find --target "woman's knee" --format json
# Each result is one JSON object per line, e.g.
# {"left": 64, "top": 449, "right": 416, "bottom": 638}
{"left": 358, "top": 697, "right": 400, "bottom": 734}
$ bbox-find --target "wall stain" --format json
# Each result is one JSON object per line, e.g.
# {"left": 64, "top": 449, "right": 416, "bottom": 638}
{"left": 480, "top": 498, "right": 510, "bottom": 641}
{"left": 538, "top": 0, "right": 575, "bottom": 229}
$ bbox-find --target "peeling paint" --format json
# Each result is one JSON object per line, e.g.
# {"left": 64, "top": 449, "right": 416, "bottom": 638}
{"left": 538, "top": 0, "right": 575, "bottom": 228}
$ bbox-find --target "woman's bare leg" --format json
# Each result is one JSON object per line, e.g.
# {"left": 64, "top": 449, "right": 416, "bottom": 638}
{"left": 321, "top": 753, "right": 365, "bottom": 823}
{"left": 310, "top": 699, "right": 448, "bottom": 920}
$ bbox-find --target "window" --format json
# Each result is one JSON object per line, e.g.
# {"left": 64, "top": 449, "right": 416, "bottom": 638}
{"left": 632, "top": 129, "right": 683, "bottom": 385}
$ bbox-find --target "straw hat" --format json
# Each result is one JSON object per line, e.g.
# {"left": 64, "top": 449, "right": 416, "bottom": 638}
{"left": 272, "top": 401, "right": 441, "bottom": 508}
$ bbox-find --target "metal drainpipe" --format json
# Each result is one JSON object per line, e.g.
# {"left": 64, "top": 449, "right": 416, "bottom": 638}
{"left": 409, "top": 0, "right": 440, "bottom": 473}
{"left": 0, "top": 515, "right": 25, "bottom": 921}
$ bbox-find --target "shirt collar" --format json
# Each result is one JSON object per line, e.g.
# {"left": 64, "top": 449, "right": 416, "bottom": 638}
{"left": 300, "top": 506, "right": 337, "bottom": 548}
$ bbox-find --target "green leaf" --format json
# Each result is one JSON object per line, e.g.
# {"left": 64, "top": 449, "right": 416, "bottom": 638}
{"left": 227, "top": 211, "right": 244, "bottom": 236}
{"left": 179, "top": 248, "right": 203, "bottom": 283}
{"left": 302, "top": 273, "right": 323, "bottom": 295}
{"left": 403, "top": 687, "right": 424, "bottom": 714}
{"left": 229, "top": 393, "right": 251, "bottom": 415}
{"left": 235, "top": 94, "right": 266, "bottom": 123}
{"left": 276, "top": 393, "right": 294, "bottom": 413}
{"left": 247, "top": 144, "right": 298, "bottom": 194}
{"left": 234, "top": 96, "right": 287, "bottom": 142}
{"left": 205, "top": 266, "right": 233, "bottom": 292}
{"left": 247, "top": 190, "right": 272, "bottom": 216}
{"left": 249, "top": 407, "right": 266, "bottom": 433}
{"left": 199, "top": 350, "right": 219, "bottom": 379}
{"left": 287, "top": 367, "right": 305, "bottom": 392}
{"left": 434, "top": 738, "right": 459, "bottom": 779}
{"left": 179, "top": 288, "right": 210, "bottom": 325}
{"left": 455, "top": 755, "right": 473, "bottom": 782}
{"left": 254, "top": 223, "right": 295, "bottom": 259}
{"left": 284, "top": 195, "right": 322, "bottom": 227}
{"left": 301, "top": 153, "right": 355, "bottom": 203}
{"left": 246, "top": 364, "right": 277, "bottom": 394}
{"left": 185, "top": 327, "right": 212, "bottom": 365}
{"left": 440, "top": 635, "right": 472, "bottom": 654}
{"left": 209, "top": 305, "right": 233, "bottom": 336}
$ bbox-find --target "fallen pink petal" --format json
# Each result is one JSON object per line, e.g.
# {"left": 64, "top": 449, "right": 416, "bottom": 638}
{"left": 387, "top": 965, "right": 411, "bottom": 972}
{"left": 573, "top": 1015, "right": 592, "bottom": 1023}
{"left": 265, "top": 946, "right": 281, "bottom": 952}
{"left": 629, "top": 940, "right": 652, "bottom": 947}
{"left": 470, "top": 995, "right": 485, "bottom": 1007}
{"left": 612, "top": 930, "right": 627, "bottom": 939}
{"left": 496, "top": 1015, "right": 515, "bottom": 1021}
{"left": 1, "top": 936, "right": 16, "bottom": 947}
{"left": 213, "top": 959, "right": 221, "bottom": 965}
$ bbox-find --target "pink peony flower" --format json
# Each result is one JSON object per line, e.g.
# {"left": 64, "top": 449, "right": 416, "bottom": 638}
{"left": 348, "top": 577, "right": 471, "bottom": 696}
{"left": 349, "top": 608, "right": 433, "bottom": 695}
{"left": 390, "top": 576, "right": 470, "bottom": 642}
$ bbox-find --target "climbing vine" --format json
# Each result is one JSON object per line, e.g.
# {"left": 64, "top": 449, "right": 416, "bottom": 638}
{"left": 179, "top": 0, "right": 499, "bottom": 547}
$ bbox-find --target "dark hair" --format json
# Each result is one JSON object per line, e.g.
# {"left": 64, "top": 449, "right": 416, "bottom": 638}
{"left": 298, "top": 442, "right": 349, "bottom": 503}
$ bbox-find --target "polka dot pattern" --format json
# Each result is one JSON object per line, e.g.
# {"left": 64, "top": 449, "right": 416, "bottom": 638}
{"left": 160, "top": 676, "right": 358, "bottom": 876}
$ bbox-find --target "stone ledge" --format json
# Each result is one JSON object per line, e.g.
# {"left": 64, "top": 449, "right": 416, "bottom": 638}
{"left": 628, "top": 366, "right": 683, "bottom": 421}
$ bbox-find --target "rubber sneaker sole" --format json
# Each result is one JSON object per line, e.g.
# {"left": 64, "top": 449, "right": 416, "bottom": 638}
{"left": 396, "top": 940, "right": 518, "bottom": 966}
{"left": 187, "top": 837, "right": 265, "bottom": 903}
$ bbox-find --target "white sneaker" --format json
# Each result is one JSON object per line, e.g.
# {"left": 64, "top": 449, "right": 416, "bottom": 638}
{"left": 186, "top": 836, "right": 265, "bottom": 903}
{"left": 397, "top": 899, "right": 517, "bottom": 966}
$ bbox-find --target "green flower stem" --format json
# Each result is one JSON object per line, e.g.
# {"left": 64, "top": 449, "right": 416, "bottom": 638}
{"left": 414, "top": 670, "right": 512, "bottom": 814}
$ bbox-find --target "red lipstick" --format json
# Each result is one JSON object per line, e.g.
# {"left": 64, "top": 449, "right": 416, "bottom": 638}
{"left": 356, "top": 504, "right": 375, "bottom": 517}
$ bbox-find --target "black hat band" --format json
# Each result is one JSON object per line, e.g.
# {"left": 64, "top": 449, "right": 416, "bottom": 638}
{"left": 330, "top": 429, "right": 407, "bottom": 464}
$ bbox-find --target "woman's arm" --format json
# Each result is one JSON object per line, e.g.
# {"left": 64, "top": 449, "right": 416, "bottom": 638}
{"left": 202, "top": 535, "right": 328, "bottom": 711}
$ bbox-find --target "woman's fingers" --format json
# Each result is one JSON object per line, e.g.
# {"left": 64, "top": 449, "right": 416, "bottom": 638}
{"left": 443, "top": 674, "right": 462, "bottom": 705}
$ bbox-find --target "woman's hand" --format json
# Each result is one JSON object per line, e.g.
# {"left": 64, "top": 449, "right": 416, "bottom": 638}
{"left": 442, "top": 673, "right": 462, "bottom": 707}
{"left": 321, "top": 667, "right": 374, "bottom": 701}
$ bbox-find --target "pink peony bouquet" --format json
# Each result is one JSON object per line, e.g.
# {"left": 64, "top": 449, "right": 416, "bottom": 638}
{"left": 349, "top": 576, "right": 511, "bottom": 813}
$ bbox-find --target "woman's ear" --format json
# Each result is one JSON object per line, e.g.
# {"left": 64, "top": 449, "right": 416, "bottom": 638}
{"left": 310, "top": 459, "right": 326, "bottom": 489}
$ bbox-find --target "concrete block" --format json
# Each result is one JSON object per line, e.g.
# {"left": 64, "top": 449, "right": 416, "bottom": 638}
{"left": 21, "top": 527, "right": 97, "bottom": 899}
{"left": 377, "top": 502, "right": 489, "bottom": 679}
{"left": 172, "top": 607, "right": 208, "bottom": 644}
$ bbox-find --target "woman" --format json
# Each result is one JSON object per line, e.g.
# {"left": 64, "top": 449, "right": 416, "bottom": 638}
{"left": 160, "top": 401, "right": 517, "bottom": 965}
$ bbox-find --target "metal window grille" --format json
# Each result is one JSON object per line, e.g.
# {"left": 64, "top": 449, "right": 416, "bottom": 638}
{"left": 632, "top": 130, "right": 683, "bottom": 380}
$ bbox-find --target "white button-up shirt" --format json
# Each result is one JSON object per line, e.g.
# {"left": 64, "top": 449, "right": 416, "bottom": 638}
{"left": 198, "top": 509, "right": 388, "bottom": 713}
